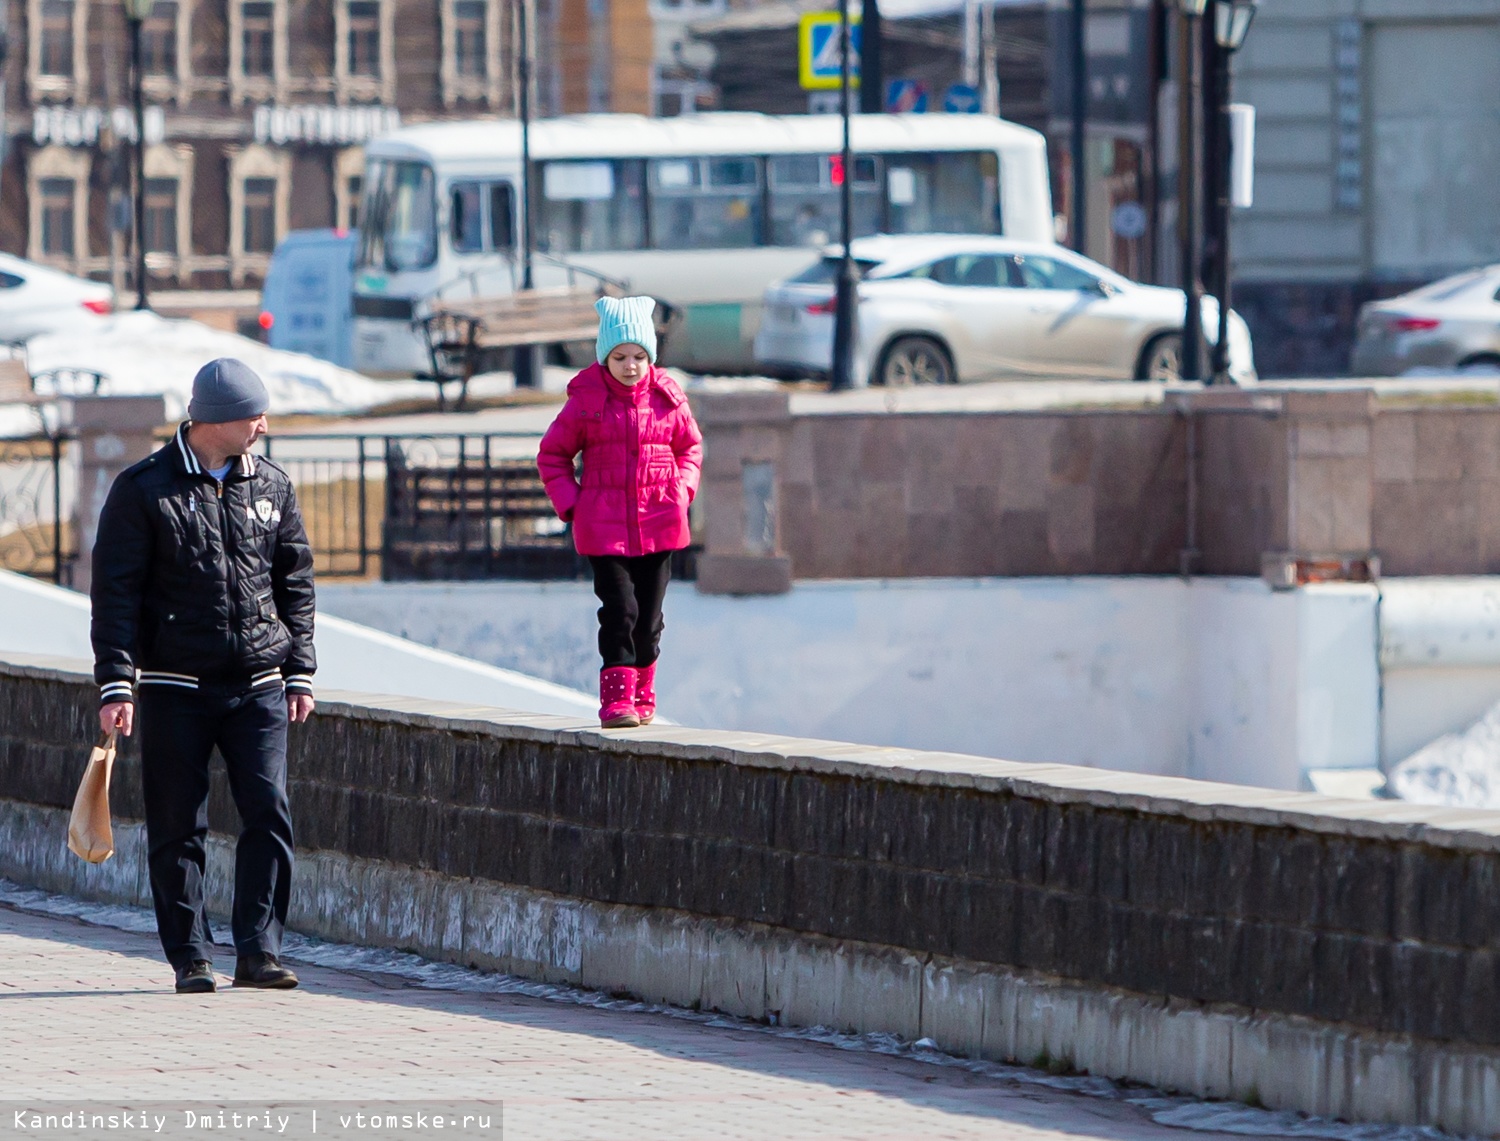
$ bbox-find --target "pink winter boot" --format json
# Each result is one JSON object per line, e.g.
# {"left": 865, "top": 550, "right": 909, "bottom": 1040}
{"left": 599, "top": 666, "right": 640, "bottom": 728}
{"left": 634, "top": 662, "right": 657, "bottom": 725}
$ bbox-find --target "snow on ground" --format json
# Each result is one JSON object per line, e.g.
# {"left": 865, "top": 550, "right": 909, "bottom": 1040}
{"left": 1387, "top": 701, "right": 1500, "bottom": 808}
{"left": 0, "top": 311, "right": 545, "bottom": 436}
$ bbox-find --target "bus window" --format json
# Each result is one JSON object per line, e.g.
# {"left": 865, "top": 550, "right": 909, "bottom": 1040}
{"left": 649, "top": 156, "right": 763, "bottom": 250}
{"left": 384, "top": 162, "right": 437, "bottom": 271}
{"left": 885, "top": 152, "right": 1001, "bottom": 235}
{"left": 537, "top": 159, "right": 646, "bottom": 253}
{"left": 489, "top": 183, "right": 515, "bottom": 249}
{"left": 451, "top": 183, "right": 484, "bottom": 253}
{"left": 768, "top": 154, "right": 880, "bottom": 247}
{"left": 356, "top": 159, "right": 388, "bottom": 270}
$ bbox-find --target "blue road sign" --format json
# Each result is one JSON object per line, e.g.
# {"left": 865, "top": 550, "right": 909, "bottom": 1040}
{"left": 800, "top": 14, "right": 862, "bottom": 91}
{"left": 886, "top": 79, "right": 929, "bottom": 114}
{"left": 944, "top": 83, "right": 981, "bottom": 113}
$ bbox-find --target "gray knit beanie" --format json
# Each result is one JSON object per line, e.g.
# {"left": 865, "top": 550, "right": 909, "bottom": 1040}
{"left": 188, "top": 358, "right": 270, "bottom": 424}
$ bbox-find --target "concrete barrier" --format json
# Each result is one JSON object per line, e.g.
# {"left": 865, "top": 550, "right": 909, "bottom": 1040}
{"left": 4, "top": 650, "right": 1500, "bottom": 1133}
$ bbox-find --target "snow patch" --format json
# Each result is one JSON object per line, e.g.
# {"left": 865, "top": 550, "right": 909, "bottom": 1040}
{"left": 1388, "top": 700, "right": 1500, "bottom": 808}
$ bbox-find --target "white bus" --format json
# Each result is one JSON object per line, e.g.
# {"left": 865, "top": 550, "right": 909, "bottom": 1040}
{"left": 352, "top": 112, "right": 1054, "bottom": 376}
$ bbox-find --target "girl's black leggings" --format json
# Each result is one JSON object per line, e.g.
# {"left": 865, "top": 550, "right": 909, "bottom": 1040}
{"left": 589, "top": 551, "right": 673, "bottom": 669}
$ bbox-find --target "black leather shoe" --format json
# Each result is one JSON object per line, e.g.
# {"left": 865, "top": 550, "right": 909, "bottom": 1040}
{"left": 174, "top": 960, "right": 217, "bottom": 994}
{"left": 232, "top": 953, "right": 299, "bottom": 989}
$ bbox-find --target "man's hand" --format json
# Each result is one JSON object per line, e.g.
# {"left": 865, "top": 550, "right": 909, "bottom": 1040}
{"left": 288, "top": 694, "right": 315, "bottom": 724}
{"left": 99, "top": 702, "right": 133, "bottom": 737}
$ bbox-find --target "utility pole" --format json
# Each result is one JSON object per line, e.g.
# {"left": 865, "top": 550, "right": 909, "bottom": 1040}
{"left": 1177, "top": 0, "right": 1204, "bottom": 381}
{"left": 123, "top": 0, "right": 158, "bottom": 311}
{"left": 859, "top": 0, "right": 882, "bottom": 114}
{"left": 514, "top": 0, "right": 538, "bottom": 389}
{"left": 829, "top": 0, "right": 856, "bottom": 391}
{"left": 1069, "top": 0, "right": 1086, "bottom": 253}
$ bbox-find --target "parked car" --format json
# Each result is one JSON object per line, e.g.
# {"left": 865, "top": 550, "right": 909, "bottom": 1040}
{"left": 1351, "top": 267, "right": 1500, "bottom": 376}
{"left": 753, "top": 234, "right": 1256, "bottom": 386}
{"left": 259, "top": 229, "right": 359, "bottom": 368}
{"left": 0, "top": 252, "right": 113, "bottom": 344}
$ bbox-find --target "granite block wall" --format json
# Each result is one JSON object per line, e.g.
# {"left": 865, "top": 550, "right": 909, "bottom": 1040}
{"left": 7, "top": 656, "right": 1500, "bottom": 1050}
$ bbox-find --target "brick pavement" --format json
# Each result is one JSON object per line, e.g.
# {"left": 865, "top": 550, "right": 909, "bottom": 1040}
{"left": 0, "top": 902, "right": 1268, "bottom": 1141}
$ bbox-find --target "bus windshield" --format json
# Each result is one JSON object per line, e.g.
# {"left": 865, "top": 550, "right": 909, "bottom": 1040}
{"left": 357, "top": 160, "right": 437, "bottom": 272}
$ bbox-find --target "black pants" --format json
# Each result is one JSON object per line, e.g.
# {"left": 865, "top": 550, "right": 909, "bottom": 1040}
{"left": 589, "top": 551, "right": 673, "bottom": 669}
{"left": 138, "top": 681, "right": 294, "bottom": 970}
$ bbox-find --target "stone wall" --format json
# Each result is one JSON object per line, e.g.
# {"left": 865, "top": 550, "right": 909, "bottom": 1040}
{"left": 694, "top": 387, "right": 1500, "bottom": 592}
{"left": 5, "top": 652, "right": 1500, "bottom": 1132}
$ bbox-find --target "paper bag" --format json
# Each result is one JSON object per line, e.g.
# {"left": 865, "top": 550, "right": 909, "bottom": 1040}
{"left": 67, "top": 731, "right": 117, "bottom": 864}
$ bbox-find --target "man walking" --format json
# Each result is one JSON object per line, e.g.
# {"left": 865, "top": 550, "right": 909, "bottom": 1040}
{"left": 91, "top": 358, "right": 316, "bottom": 994}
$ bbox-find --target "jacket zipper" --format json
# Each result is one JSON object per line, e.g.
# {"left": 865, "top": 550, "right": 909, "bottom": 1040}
{"left": 216, "top": 477, "right": 238, "bottom": 658}
{"left": 626, "top": 401, "right": 642, "bottom": 557}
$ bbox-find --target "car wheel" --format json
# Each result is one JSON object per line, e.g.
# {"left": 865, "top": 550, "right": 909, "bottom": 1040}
{"left": 1138, "top": 333, "right": 1183, "bottom": 382}
{"left": 1457, "top": 354, "right": 1500, "bottom": 375}
{"left": 876, "top": 336, "right": 955, "bottom": 387}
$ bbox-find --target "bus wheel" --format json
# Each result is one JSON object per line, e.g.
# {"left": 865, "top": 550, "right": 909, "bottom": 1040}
{"left": 876, "top": 337, "right": 954, "bottom": 386}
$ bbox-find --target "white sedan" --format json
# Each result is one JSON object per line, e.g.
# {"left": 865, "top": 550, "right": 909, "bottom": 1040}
{"left": 753, "top": 235, "right": 1256, "bottom": 386}
{"left": 0, "top": 252, "right": 114, "bottom": 344}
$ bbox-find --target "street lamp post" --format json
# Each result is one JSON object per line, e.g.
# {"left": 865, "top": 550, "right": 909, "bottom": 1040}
{"left": 1177, "top": 0, "right": 1207, "bottom": 382}
{"left": 1208, "top": 0, "right": 1257, "bottom": 385}
{"left": 514, "top": 0, "right": 537, "bottom": 388}
{"left": 122, "top": 0, "right": 155, "bottom": 311}
{"left": 829, "top": 0, "right": 856, "bottom": 392}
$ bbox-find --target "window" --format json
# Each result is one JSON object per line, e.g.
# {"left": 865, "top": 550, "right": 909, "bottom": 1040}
{"left": 39, "top": 178, "right": 74, "bottom": 256}
{"left": 141, "top": 1, "right": 178, "bottom": 76}
{"left": 536, "top": 160, "right": 646, "bottom": 254}
{"left": 449, "top": 181, "right": 515, "bottom": 252}
{"left": 1012, "top": 255, "right": 1099, "bottom": 292}
{"left": 242, "top": 1, "right": 274, "bottom": 77}
{"left": 0, "top": 272, "right": 22, "bottom": 289}
{"left": 244, "top": 177, "right": 277, "bottom": 254}
{"left": 768, "top": 154, "right": 880, "bottom": 247}
{"left": 788, "top": 256, "right": 881, "bottom": 284}
{"left": 39, "top": 0, "right": 73, "bottom": 77}
{"left": 348, "top": 0, "right": 381, "bottom": 77}
{"left": 345, "top": 176, "right": 362, "bottom": 230}
{"left": 358, "top": 161, "right": 437, "bottom": 271}
{"left": 450, "top": 183, "right": 483, "bottom": 252}
{"left": 648, "top": 156, "right": 762, "bottom": 250}
{"left": 144, "top": 177, "right": 178, "bottom": 254}
{"left": 885, "top": 152, "right": 1001, "bottom": 235}
{"left": 454, "top": 0, "right": 485, "bottom": 77}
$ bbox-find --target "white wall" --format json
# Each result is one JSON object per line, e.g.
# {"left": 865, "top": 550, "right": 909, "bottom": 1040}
{"left": 319, "top": 576, "right": 1383, "bottom": 790}
{"left": 0, "top": 568, "right": 596, "bottom": 718}
{"left": 1380, "top": 579, "right": 1500, "bottom": 768}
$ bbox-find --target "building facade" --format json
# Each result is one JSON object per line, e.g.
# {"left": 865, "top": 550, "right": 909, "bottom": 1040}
{"left": 0, "top": 0, "right": 652, "bottom": 292}
{"left": 1230, "top": 0, "right": 1500, "bottom": 376}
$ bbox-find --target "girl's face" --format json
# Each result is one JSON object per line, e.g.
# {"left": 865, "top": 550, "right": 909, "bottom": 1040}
{"left": 606, "top": 344, "right": 651, "bottom": 385}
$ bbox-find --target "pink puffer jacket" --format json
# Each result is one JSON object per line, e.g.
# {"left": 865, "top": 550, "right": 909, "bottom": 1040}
{"left": 537, "top": 363, "right": 704, "bottom": 558}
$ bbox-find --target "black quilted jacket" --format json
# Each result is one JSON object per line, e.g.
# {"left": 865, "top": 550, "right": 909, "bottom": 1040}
{"left": 90, "top": 423, "right": 316, "bottom": 706}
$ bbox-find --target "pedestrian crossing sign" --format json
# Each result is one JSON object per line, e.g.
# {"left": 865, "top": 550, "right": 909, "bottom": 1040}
{"left": 799, "top": 12, "right": 861, "bottom": 91}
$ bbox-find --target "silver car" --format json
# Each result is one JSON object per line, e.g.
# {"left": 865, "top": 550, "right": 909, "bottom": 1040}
{"left": 752, "top": 234, "right": 1256, "bottom": 386}
{"left": 1351, "top": 267, "right": 1500, "bottom": 376}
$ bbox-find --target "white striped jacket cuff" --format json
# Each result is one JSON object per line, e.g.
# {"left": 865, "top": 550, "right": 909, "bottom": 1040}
{"left": 283, "top": 673, "right": 315, "bottom": 697}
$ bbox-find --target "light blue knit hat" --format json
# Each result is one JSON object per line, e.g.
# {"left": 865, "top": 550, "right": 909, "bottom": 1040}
{"left": 595, "top": 295, "right": 657, "bottom": 365}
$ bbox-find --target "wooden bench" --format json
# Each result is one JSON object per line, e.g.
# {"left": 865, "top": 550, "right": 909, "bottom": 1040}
{"left": 415, "top": 287, "right": 676, "bottom": 412}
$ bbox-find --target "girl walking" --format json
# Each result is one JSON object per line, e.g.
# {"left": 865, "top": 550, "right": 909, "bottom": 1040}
{"left": 538, "top": 296, "right": 703, "bottom": 728}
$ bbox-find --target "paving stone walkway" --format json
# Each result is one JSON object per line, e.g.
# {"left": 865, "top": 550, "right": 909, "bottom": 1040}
{"left": 0, "top": 901, "right": 1273, "bottom": 1141}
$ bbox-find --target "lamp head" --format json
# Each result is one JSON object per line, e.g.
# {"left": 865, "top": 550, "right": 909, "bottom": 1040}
{"left": 1214, "top": 0, "right": 1258, "bottom": 50}
{"left": 122, "top": 0, "right": 156, "bottom": 21}
{"left": 1179, "top": 0, "right": 1209, "bottom": 17}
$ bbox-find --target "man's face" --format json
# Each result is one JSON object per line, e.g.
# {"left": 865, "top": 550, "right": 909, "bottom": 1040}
{"left": 203, "top": 414, "right": 268, "bottom": 454}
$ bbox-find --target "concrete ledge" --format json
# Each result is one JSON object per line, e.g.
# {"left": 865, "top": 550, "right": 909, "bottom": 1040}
{"left": 6, "top": 796, "right": 1500, "bottom": 1136}
{"left": 694, "top": 554, "right": 793, "bottom": 596}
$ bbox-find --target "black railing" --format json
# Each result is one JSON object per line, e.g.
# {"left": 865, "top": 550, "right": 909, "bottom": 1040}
{"left": 0, "top": 432, "right": 74, "bottom": 586}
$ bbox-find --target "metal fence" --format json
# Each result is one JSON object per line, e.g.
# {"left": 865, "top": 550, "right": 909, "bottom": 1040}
{"left": 0, "top": 433, "right": 74, "bottom": 585}
{"left": 260, "top": 431, "right": 583, "bottom": 581}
